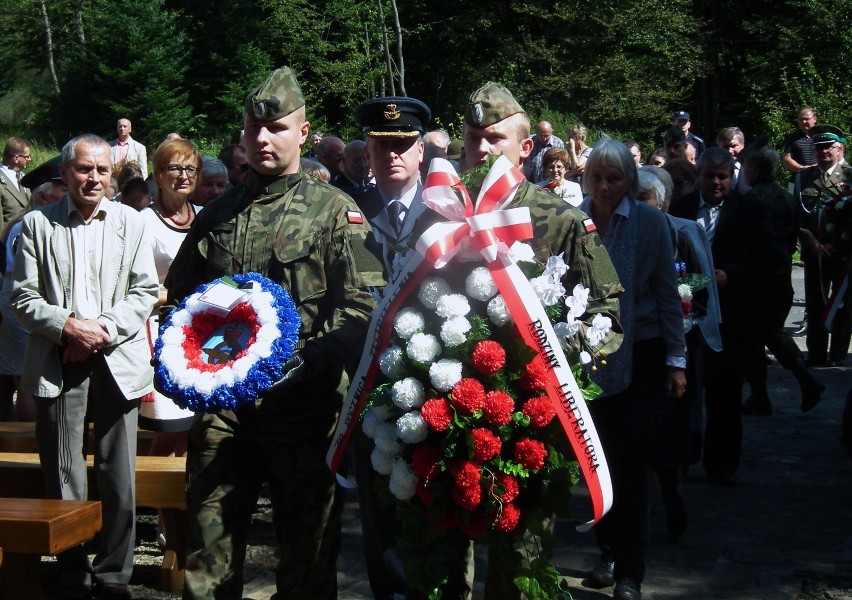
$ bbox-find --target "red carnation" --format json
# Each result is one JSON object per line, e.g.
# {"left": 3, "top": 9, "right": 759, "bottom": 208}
{"left": 451, "top": 378, "right": 486, "bottom": 414}
{"left": 471, "top": 340, "right": 506, "bottom": 375}
{"left": 415, "top": 482, "right": 438, "bottom": 505}
{"left": 421, "top": 397, "right": 453, "bottom": 431}
{"left": 483, "top": 390, "right": 515, "bottom": 425}
{"left": 411, "top": 444, "right": 442, "bottom": 480}
{"left": 452, "top": 482, "right": 482, "bottom": 510}
{"left": 514, "top": 438, "right": 547, "bottom": 471}
{"left": 458, "top": 509, "right": 488, "bottom": 539}
{"left": 450, "top": 460, "right": 482, "bottom": 488}
{"left": 519, "top": 356, "right": 549, "bottom": 391}
{"left": 521, "top": 396, "right": 557, "bottom": 428}
{"left": 471, "top": 428, "right": 502, "bottom": 462}
{"left": 491, "top": 472, "right": 519, "bottom": 503}
{"left": 493, "top": 503, "right": 521, "bottom": 533}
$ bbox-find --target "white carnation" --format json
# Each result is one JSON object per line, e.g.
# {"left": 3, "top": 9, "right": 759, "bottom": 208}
{"left": 394, "top": 308, "right": 425, "bottom": 339}
{"left": 554, "top": 318, "right": 582, "bottom": 341}
{"left": 374, "top": 423, "right": 402, "bottom": 454}
{"left": 389, "top": 459, "right": 418, "bottom": 500}
{"left": 418, "top": 277, "right": 451, "bottom": 309}
{"left": 406, "top": 333, "right": 442, "bottom": 364}
{"left": 435, "top": 294, "right": 471, "bottom": 318}
{"left": 465, "top": 267, "right": 498, "bottom": 301}
{"left": 487, "top": 295, "right": 512, "bottom": 326}
{"left": 580, "top": 351, "right": 592, "bottom": 365}
{"left": 565, "top": 284, "right": 590, "bottom": 318}
{"left": 440, "top": 316, "right": 471, "bottom": 347}
{"left": 391, "top": 377, "right": 425, "bottom": 410}
{"left": 362, "top": 405, "right": 391, "bottom": 439}
{"left": 429, "top": 358, "right": 463, "bottom": 392}
{"left": 543, "top": 253, "right": 570, "bottom": 281}
{"left": 586, "top": 313, "right": 613, "bottom": 347}
{"left": 678, "top": 284, "right": 693, "bottom": 302}
{"left": 379, "top": 345, "right": 405, "bottom": 378}
{"left": 371, "top": 446, "right": 396, "bottom": 475}
{"left": 508, "top": 241, "right": 536, "bottom": 263}
{"left": 396, "top": 411, "right": 429, "bottom": 444}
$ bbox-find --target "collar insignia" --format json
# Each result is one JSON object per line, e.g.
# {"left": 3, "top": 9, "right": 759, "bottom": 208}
{"left": 384, "top": 103, "right": 401, "bottom": 121}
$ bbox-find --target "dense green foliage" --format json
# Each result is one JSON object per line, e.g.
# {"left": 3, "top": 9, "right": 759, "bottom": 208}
{"left": 0, "top": 0, "right": 848, "bottom": 154}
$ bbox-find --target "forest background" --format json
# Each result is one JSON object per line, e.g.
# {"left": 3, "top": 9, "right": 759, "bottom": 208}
{"left": 0, "top": 0, "right": 849, "bottom": 162}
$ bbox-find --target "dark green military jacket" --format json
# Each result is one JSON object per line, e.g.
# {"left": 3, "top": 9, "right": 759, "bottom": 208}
{"left": 165, "top": 170, "right": 385, "bottom": 387}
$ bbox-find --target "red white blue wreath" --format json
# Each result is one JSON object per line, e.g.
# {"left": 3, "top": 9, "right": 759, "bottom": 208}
{"left": 154, "top": 272, "right": 300, "bottom": 413}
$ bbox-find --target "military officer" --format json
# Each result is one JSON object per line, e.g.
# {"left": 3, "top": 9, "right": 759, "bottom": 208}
{"left": 164, "top": 66, "right": 385, "bottom": 600}
{"left": 794, "top": 125, "right": 852, "bottom": 367}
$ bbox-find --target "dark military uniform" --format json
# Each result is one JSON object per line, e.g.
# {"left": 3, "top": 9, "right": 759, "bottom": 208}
{"left": 165, "top": 68, "right": 384, "bottom": 600}
{"left": 794, "top": 127, "right": 852, "bottom": 365}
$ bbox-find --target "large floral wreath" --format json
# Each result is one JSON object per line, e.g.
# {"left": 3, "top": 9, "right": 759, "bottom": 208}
{"left": 154, "top": 272, "right": 300, "bottom": 412}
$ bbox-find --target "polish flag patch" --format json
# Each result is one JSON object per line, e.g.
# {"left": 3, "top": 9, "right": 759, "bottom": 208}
{"left": 583, "top": 218, "right": 596, "bottom": 233}
{"left": 347, "top": 210, "right": 364, "bottom": 224}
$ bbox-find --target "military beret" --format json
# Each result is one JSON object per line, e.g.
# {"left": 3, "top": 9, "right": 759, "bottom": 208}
{"left": 811, "top": 124, "right": 846, "bottom": 146}
{"left": 663, "top": 126, "right": 686, "bottom": 144}
{"left": 447, "top": 139, "right": 463, "bottom": 160}
{"left": 21, "top": 155, "right": 62, "bottom": 189}
{"left": 355, "top": 97, "right": 431, "bottom": 138}
{"left": 244, "top": 66, "right": 305, "bottom": 122}
{"left": 672, "top": 110, "right": 690, "bottom": 121}
{"left": 464, "top": 82, "right": 525, "bottom": 129}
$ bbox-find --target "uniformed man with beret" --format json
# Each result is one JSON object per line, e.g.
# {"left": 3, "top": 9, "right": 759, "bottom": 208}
{"left": 413, "top": 82, "right": 623, "bottom": 600}
{"left": 794, "top": 124, "right": 852, "bottom": 367}
{"left": 164, "top": 66, "right": 385, "bottom": 600}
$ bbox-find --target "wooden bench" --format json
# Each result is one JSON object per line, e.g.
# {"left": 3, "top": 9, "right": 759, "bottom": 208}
{"left": 0, "top": 452, "right": 187, "bottom": 592}
{"left": 0, "top": 498, "right": 102, "bottom": 600}
{"left": 0, "top": 422, "right": 155, "bottom": 454}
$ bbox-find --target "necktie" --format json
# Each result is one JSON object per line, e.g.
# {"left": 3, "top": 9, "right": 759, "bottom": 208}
{"left": 705, "top": 204, "right": 722, "bottom": 243}
{"left": 387, "top": 200, "right": 405, "bottom": 235}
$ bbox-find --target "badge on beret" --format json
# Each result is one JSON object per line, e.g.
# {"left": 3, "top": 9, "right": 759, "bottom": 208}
{"left": 0, "top": 176, "right": 6, "bottom": 185}
{"left": 252, "top": 101, "right": 267, "bottom": 120}
{"left": 384, "top": 103, "right": 401, "bottom": 121}
{"left": 472, "top": 103, "right": 484, "bottom": 126}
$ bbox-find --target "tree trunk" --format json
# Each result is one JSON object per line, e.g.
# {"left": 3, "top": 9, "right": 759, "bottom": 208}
{"left": 39, "top": 0, "right": 60, "bottom": 96}
{"left": 389, "top": 0, "right": 405, "bottom": 96}
{"left": 376, "top": 0, "right": 395, "bottom": 96}
{"left": 73, "top": 0, "right": 86, "bottom": 44}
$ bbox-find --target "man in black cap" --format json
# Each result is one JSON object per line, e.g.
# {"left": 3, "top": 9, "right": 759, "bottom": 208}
{"left": 672, "top": 110, "right": 705, "bottom": 159}
{"left": 794, "top": 124, "right": 852, "bottom": 367}
{"left": 355, "top": 96, "right": 433, "bottom": 276}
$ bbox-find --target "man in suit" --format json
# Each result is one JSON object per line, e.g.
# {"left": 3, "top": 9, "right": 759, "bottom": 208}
{"left": 109, "top": 117, "right": 148, "bottom": 176}
{"left": 11, "top": 134, "right": 159, "bottom": 599}
{"left": 356, "top": 96, "right": 433, "bottom": 276}
{"left": 332, "top": 139, "right": 373, "bottom": 205}
{"left": 794, "top": 125, "right": 852, "bottom": 367}
{"left": 0, "top": 137, "right": 32, "bottom": 230}
{"left": 672, "top": 147, "right": 774, "bottom": 485}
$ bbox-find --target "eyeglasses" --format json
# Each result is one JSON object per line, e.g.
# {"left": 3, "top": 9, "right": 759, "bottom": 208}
{"left": 15, "top": 154, "right": 31, "bottom": 160}
{"left": 166, "top": 165, "right": 198, "bottom": 178}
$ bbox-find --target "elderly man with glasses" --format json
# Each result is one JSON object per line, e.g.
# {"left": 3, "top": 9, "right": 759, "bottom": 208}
{"left": 0, "top": 137, "right": 32, "bottom": 230}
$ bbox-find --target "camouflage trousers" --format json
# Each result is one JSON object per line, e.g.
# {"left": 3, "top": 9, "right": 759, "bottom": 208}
{"left": 182, "top": 403, "right": 344, "bottom": 600}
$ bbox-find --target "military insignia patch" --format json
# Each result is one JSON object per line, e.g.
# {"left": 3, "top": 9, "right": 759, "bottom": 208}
{"left": 472, "top": 103, "right": 484, "bottom": 126}
{"left": 347, "top": 210, "right": 364, "bottom": 224}
{"left": 582, "top": 218, "right": 597, "bottom": 233}
{"left": 384, "top": 103, "right": 401, "bottom": 121}
{"left": 252, "top": 101, "right": 268, "bottom": 120}
{"left": 0, "top": 176, "right": 6, "bottom": 185}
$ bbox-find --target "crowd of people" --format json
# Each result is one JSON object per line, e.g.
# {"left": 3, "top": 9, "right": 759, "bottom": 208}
{"left": 0, "top": 63, "right": 849, "bottom": 600}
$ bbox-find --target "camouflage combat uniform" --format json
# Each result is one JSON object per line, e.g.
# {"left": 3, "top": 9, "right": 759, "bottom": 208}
{"left": 165, "top": 162, "right": 384, "bottom": 599}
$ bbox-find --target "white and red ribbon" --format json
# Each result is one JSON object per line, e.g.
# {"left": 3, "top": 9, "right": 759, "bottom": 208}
{"left": 328, "top": 157, "right": 612, "bottom": 530}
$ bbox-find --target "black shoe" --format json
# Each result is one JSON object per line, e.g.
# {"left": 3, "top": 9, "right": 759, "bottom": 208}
{"left": 805, "top": 356, "right": 829, "bottom": 368}
{"left": 582, "top": 559, "right": 615, "bottom": 589}
{"left": 93, "top": 582, "right": 131, "bottom": 600}
{"left": 742, "top": 395, "right": 773, "bottom": 416}
{"left": 613, "top": 577, "right": 642, "bottom": 600}
{"left": 801, "top": 382, "right": 825, "bottom": 412}
{"left": 828, "top": 357, "right": 846, "bottom": 367}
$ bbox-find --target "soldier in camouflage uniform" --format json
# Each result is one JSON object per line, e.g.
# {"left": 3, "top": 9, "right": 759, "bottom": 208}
{"left": 163, "top": 66, "right": 385, "bottom": 600}
{"left": 419, "top": 82, "right": 623, "bottom": 600}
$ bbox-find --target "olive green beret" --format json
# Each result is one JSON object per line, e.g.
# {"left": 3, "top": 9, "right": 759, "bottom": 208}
{"left": 811, "top": 124, "right": 846, "bottom": 146}
{"left": 244, "top": 66, "right": 305, "bottom": 122}
{"left": 464, "top": 82, "right": 525, "bottom": 129}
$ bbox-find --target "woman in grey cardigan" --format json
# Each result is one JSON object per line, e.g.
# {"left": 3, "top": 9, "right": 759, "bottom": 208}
{"left": 578, "top": 140, "right": 687, "bottom": 600}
